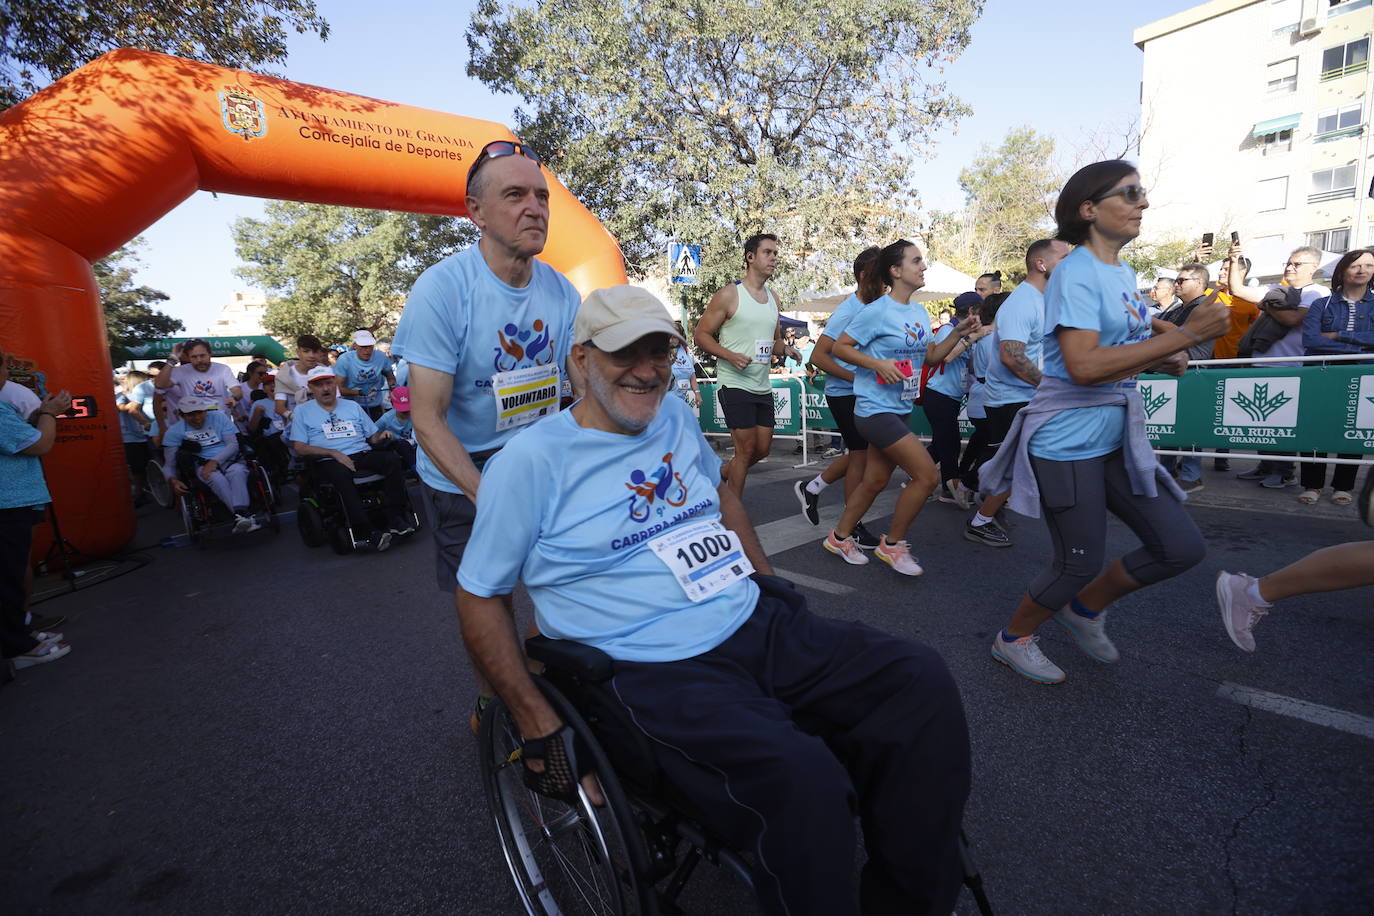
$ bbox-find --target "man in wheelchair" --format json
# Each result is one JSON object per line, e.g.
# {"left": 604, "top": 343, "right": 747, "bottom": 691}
{"left": 290, "top": 366, "right": 415, "bottom": 552}
{"left": 457, "top": 288, "right": 971, "bottom": 916}
{"left": 161, "top": 395, "right": 261, "bottom": 534}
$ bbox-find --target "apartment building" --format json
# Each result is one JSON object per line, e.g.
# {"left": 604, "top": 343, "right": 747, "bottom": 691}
{"left": 1135, "top": 0, "right": 1372, "bottom": 261}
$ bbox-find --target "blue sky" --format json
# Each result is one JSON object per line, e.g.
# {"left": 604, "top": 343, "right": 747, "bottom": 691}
{"left": 131, "top": 0, "right": 1195, "bottom": 332}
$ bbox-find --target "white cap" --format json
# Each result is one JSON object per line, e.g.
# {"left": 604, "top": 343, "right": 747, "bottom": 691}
{"left": 353, "top": 329, "right": 377, "bottom": 346}
{"left": 306, "top": 365, "right": 338, "bottom": 383}
{"left": 574, "top": 286, "right": 683, "bottom": 351}
{"left": 180, "top": 396, "right": 214, "bottom": 412}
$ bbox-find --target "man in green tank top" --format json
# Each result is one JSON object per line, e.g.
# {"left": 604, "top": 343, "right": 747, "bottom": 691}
{"left": 694, "top": 233, "right": 799, "bottom": 498}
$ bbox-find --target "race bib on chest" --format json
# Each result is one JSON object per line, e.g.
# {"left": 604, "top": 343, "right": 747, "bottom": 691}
{"left": 648, "top": 520, "right": 755, "bottom": 603}
{"left": 186, "top": 429, "right": 221, "bottom": 448}
{"left": 323, "top": 416, "right": 359, "bottom": 440}
{"left": 900, "top": 374, "right": 920, "bottom": 402}
{"left": 752, "top": 339, "right": 774, "bottom": 365}
{"left": 492, "top": 364, "right": 561, "bottom": 431}
{"left": 675, "top": 378, "right": 691, "bottom": 391}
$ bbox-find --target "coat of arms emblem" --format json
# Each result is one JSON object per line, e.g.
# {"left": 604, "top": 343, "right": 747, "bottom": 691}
{"left": 218, "top": 89, "right": 266, "bottom": 140}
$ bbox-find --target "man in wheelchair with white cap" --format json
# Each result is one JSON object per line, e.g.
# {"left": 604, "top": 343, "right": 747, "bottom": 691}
{"left": 457, "top": 286, "right": 971, "bottom": 916}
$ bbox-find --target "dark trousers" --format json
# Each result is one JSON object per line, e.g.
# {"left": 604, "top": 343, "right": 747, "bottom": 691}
{"left": 922, "top": 388, "right": 964, "bottom": 485}
{"left": 959, "top": 417, "right": 991, "bottom": 490}
{"left": 313, "top": 449, "right": 405, "bottom": 535}
{"left": 391, "top": 438, "right": 416, "bottom": 472}
{"left": 1, "top": 507, "right": 39, "bottom": 658}
{"left": 1300, "top": 453, "right": 1360, "bottom": 492}
{"left": 1029, "top": 450, "right": 1207, "bottom": 610}
{"left": 607, "top": 586, "right": 970, "bottom": 916}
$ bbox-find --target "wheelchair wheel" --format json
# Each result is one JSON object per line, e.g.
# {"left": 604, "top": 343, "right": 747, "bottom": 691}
{"left": 252, "top": 474, "right": 280, "bottom": 534}
{"left": 480, "top": 678, "right": 655, "bottom": 916}
{"left": 179, "top": 494, "right": 205, "bottom": 549}
{"left": 298, "top": 500, "right": 326, "bottom": 548}
{"left": 146, "top": 459, "right": 173, "bottom": 509}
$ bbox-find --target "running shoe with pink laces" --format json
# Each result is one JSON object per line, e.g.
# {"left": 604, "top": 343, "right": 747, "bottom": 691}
{"left": 1216, "top": 570, "right": 1269, "bottom": 652}
{"left": 823, "top": 530, "right": 869, "bottom": 565}
{"left": 874, "top": 536, "right": 923, "bottom": 576}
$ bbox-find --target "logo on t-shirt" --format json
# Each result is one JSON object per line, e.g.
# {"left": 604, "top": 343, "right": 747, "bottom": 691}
{"left": 903, "top": 322, "right": 926, "bottom": 345}
{"left": 625, "top": 452, "right": 689, "bottom": 522}
{"left": 1121, "top": 292, "right": 1151, "bottom": 341}
{"left": 191, "top": 378, "right": 219, "bottom": 398}
{"left": 494, "top": 320, "right": 556, "bottom": 372}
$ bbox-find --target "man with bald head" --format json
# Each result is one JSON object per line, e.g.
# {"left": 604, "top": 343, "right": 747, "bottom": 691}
{"left": 393, "top": 140, "right": 582, "bottom": 717}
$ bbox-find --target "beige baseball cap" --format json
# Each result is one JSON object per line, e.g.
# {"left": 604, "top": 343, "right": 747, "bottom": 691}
{"left": 306, "top": 365, "right": 338, "bottom": 383}
{"left": 574, "top": 286, "right": 683, "bottom": 352}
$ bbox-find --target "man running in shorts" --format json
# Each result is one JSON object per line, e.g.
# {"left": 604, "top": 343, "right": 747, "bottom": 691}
{"left": 694, "top": 233, "right": 799, "bottom": 498}
{"left": 392, "top": 140, "right": 580, "bottom": 717}
{"left": 967, "top": 239, "right": 1070, "bottom": 548}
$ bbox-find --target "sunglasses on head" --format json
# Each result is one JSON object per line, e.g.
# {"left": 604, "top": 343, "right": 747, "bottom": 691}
{"left": 467, "top": 140, "right": 542, "bottom": 186}
{"left": 1091, "top": 183, "right": 1147, "bottom": 204}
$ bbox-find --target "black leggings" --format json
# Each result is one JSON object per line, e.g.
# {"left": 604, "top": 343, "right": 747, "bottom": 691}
{"left": 1299, "top": 453, "right": 1360, "bottom": 492}
{"left": 1028, "top": 450, "right": 1206, "bottom": 611}
{"left": 958, "top": 417, "right": 991, "bottom": 491}
{"left": 922, "top": 389, "right": 963, "bottom": 485}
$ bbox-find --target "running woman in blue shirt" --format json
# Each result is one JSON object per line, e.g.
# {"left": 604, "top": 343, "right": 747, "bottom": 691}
{"left": 826, "top": 240, "right": 982, "bottom": 576}
{"left": 981, "top": 161, "right": 1229, "bottom": 684}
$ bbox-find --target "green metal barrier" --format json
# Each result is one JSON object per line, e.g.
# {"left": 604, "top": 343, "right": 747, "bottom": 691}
{"left": 698, "top": 365, "right": 1374, "bottom": 457}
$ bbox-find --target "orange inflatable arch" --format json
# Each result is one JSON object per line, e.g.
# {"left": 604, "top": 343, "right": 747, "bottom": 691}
{"left": 0, "top": 49, "right": 627, "bottom": 559}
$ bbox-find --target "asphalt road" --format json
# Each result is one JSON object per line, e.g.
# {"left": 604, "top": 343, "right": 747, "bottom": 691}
{"left": 3, "top": 445, "right": 1371, "bottom": 915}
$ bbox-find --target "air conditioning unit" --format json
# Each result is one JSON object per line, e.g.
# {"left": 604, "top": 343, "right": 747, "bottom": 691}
{"left": 1298, "top": 17, "right": 1322, "bottom": 36}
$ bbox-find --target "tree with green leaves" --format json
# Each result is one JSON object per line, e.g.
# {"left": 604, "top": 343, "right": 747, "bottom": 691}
{"left": 0, "top": 0, "right": 329, "bottom": 108}
{"left": 95, "top": 239, "right": 184, "bottom": 351}
{"left": 929, "top": 126, "right": 1058, "bottom": 284}
{"left": 466, "top": 0, "right": 983, "bottom": 324}
{"left": 233, "top": 202, "right": 478, "bottom": 345}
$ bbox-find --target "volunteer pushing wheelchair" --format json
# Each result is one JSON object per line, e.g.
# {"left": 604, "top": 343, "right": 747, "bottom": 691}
{"left": 457, "top": 287, "right": 973, "bottom": 916}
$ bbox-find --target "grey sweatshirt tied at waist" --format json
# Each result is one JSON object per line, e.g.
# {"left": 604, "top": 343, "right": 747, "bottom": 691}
{"left": 978, "top": 375, "right": 1186, "bottom": 519}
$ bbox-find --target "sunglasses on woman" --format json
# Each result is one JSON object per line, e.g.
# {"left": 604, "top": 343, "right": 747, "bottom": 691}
{"left": 466, "top": 140, "right": 542, "bottom": 186}
{"left": 1091, "top": 183, "right": 1147, "bottom": 204}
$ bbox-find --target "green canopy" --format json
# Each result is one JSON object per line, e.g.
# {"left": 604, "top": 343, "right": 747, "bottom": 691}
{"left": 1251, "top": 112, "right": 1300, "bottom": 138}
{"left": 111, "top": 335, "right": 288, "bottom": 364}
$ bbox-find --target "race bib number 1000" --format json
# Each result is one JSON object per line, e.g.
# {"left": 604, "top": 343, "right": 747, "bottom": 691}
{"left": 648, "top": 520, "right": 755, "bottom": 603}
{"left": 492, "top": 364, "right": 561, "bottom": 432}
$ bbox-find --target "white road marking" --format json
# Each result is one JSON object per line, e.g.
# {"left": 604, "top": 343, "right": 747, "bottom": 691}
{"left": 752, "top": 491, "right": 901, "bottom": 557}
{"left": 769, "top": 567, "right": 855, "bottom": 595}
{"left": 1217, "top": 682, "right": 1374, "bottom": 741}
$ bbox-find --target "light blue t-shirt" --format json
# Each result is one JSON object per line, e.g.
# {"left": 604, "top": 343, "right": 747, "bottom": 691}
{"left": 392, "top": 245, "right": 580, "bottom": 493}
{"left": 375, "top": 408, "right": 414, "bottom": 442}
{"left": 458, "top": 395, "right": 758, "bottom": 663}
{"left": 924, "top": 325, "right": 970, "bottom": 401}
{"left": 130, "top": 379, "right": 157, "bottom": 421}
{"left": 333, "top": 349, "right": 392, "bottom": 408}
{"left": 845, "top": 295, "right": 931, "bottom": 418}
{"left": 163, "top": 410, "right": 239, "bottom": 461}
{"left": 248, "top": 398, "right": 285, "bottom": 436}
{"left": 966, "top": 334, "right": 996, "bottom": 420}
{"left": 0, "top": 402, "right": 49, "bottom": 510}
{"left": 1031, "top": 247, "right": 1153, "bottom": 461}
{"left": 115, "top": 393, "right": 148, "bottom": 443}
{"left": 983, "top": 282, "right": 1044, "bottom": 408}
{"left": 670, "top": 345, "right": 696, "bottom": 403}
{"left": 819, "top": 293, "right": 869, "bottom": 398}
{"left": 289, "top": 398, "right": 377, "bottom": 456}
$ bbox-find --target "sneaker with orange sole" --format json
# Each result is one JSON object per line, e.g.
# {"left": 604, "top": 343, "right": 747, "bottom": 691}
{"left": 823, "top": 530, "right": 870, "bottom": 565}
{"left": 874, "top": 536, "right": 923, "bottom": 576}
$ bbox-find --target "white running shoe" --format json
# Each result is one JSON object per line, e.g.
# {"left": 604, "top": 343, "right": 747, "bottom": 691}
{"left": 874, "top": 536, "right": 923, "bottom": 576}
{"left": 1216, "top": 571, "right": 1268, "bottom": 652}
{"left": 991, "top": 632, "right": 1065, "bottom": 684}
{"left": 823, "top": 530, "right": 869, "bottom": 565}
{"left": 233, "top": 513, "right": 260, "bottom": 534}
{"left": 1052, "top": 604, "right": 1119, "bottom": 663}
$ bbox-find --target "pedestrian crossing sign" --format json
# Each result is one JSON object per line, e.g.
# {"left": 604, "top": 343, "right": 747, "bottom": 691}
{"left": 670, "top": 243, "right": 701, "bottom": 285}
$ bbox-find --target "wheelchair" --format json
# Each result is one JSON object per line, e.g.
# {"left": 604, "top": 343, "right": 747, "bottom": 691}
{"left": 176, "top": 454, "right": 280, "bottom": 548}
{"left": 479, "top": 611, "right": 994, "bottom": 915}
{"left": 295, "top": 446, "right": 422, "bottom": 554}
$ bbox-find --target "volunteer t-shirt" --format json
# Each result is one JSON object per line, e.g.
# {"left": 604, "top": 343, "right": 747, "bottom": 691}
{"left": 167, "top": 362, "right": 239, "bottom": 411}
{"left": 819, "top": 293, "right": 868, "bottom": 398}
{"left": 1032, "top": 246, "right": 1153, "bottom": 461}
{"left": 375, "top": 408, "right": 414, "bottom": 442}
{"left": 392, "top": 245, "right": 580, "bottom": 494}
{"left": 458, "top": 395, "right": 757, "bottom": 663}
{"left": 290, "top": 398, "right": 376, "bottom": 456}
{"left": 983, "top": 282, "right": 1044, "bottom": 408}
{"left": 163, "top": 409, "right": 238, "bottom": 459}
{"left": 925, "top": 325, "right": 971, "bottom": 401}
{"left": 845, "top": 295, "right": 931, "bottom": 417}
{"left": 334, "top": 349, "right": 392, "bottom": 408}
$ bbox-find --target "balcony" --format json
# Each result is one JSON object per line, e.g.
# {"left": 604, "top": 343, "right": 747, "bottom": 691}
{"left": 1321, "top": 61, "right": 1369, "bottom": 82}
{"left": 1314, "top": 126, "right": 1364, "bottom": 142}
{"left": 1308, "top": 187, "right": 1357, "bottom": 203}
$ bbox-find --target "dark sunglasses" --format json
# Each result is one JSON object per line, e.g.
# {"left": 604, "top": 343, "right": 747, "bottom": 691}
{"left": 1091, "top": 183, "right": 1147, "bottom": 204}
{"left": 586, "top": 339, "right": 677, "bottom": 368}
{"left": 467, "top": 140, "right": 542, "bottom": 186}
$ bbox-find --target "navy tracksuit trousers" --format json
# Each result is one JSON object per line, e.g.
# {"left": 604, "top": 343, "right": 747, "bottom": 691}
{"left": 607, "top": 582, "right": 971, "bottom": 915}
